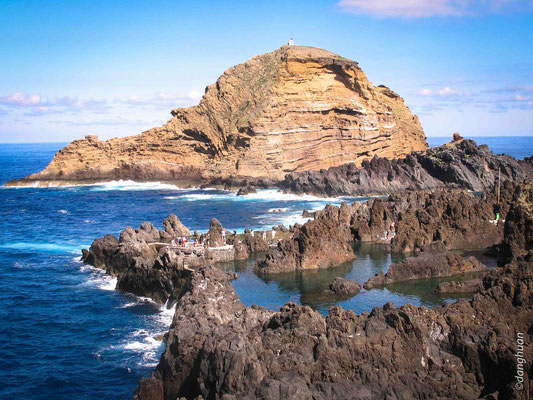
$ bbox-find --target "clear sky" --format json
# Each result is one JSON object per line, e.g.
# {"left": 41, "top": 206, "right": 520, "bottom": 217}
{"left": 0, "top": 0, "right": 532, "bottom": 142}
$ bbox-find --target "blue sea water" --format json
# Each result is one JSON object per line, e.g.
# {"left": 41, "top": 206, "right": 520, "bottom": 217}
{"left": 0, "top": 136, "right": 531, "bottom": 399}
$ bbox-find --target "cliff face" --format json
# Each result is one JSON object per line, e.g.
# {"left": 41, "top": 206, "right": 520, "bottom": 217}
{"left": 8, "top": 45, "right": 427, "bottom": 186}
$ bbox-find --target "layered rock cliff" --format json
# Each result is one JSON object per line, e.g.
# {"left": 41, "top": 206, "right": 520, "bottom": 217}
{"left": 7, "top": 45, "right": 426, "bottom": 186}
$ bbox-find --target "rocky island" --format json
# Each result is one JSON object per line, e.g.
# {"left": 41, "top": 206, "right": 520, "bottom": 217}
{"left": 6, "top": 45, "right": 427, "bottom": 187}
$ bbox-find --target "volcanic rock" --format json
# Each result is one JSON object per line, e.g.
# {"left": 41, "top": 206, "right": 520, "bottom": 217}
{"left": 162, "top": 214, "right": 191, "bottom": 238}
{"left": 208, "top": 218, "right": 226, "bottom": 247}
{"left": 255, "top": 204, "right": 355, "bottom": 274}
{"left": 7, "top": 45, "right": 426, "bottom": 187}
{"left": 236, "top": 185, "right": 257, "bottom": 196}
{"left": 500, "top": 179, "right": 532, "bottom": 261}
{"left": 134, "top": 260, "right": 533, "bottom": 400}
{"left": 328, "top": 277, "right": 362, "bottom": 297}
{"left": 434, "top": 278, "right": 484, "bottom": 294}
{"left": 363, "top": 244, "right": 487, "bottom": 289}
{"left": 281, "top": 137, "right": 533, "bottom": 196}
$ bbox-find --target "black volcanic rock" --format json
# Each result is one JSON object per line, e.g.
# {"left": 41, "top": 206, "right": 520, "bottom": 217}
{"left": 328, "top": 277, "right": 362, "bottom": 297}
{"left": 363, "top": 244, "right": 487, "bottom": 289}
{"left": 281, "top": 138, "right": 533, "bottom": 196}
{"left": 236, "top": 185, "right": 257, "bottom": 195}
{"left": 500, "top": 179, "right": 533, "bottom": 262}
{"left": 134, "top": 260, "right": 533, "bottom": 400}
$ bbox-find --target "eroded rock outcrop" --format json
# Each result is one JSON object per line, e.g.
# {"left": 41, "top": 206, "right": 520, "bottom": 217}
{"left": 255, "top": 204, "right": 355, "bottom": 274}
{"left": 281, "top": 138, "right": 533, "bottom": 196}
{"left": 363, "top": 243, "right": 487, "bottom": 289}
{"left": 500, "top": 180, "right": 533, "bottom": 261}
{"left": 7, "top": 45, "right": 426, "bottom": 187}
{"left": 434, "top": 278, "right": 484, "bottom": 294}
{"left": 134, "top": 260, "right": 532, "bottom": 400}
{"left": 257, "top": 181, "right": 519, "bottom": 274}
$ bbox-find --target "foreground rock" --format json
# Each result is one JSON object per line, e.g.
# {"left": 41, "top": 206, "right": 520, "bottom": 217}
{"left": 7, "top": 45, "right": 426, "bottom": 187}
{"left": 281, "top": 137, "right": 533, "bottom": 196}
{"left": 363, "top": 243, "right": 487, "bottom": 289}
{"left": 134, "top": 260, "right": 532, "bottom": 400}
{"left": 327, "top": 277, "right": 362, "bottom": 297}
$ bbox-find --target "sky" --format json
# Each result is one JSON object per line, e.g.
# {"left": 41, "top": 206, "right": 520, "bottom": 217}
{"left": 0, "top": 0, "right": 532, "bottom": 143}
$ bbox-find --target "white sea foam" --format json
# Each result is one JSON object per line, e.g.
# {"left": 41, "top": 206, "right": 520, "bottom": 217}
{"left": 87, "top": 180, "right": 189, "bottom": 192}
{"left": 57, "top": 209, "right": 68, "bottom": 214}
{"left": 165, "top": 188, "right": 347, "bottom": 204}
{"left": 99, "top": 277, "right": 118, "bottom": 291}
{"left": 119, "top": 303, "right": 176, "bottom": 367}
{"left": 3, "top": 179, "right": 192, "bottom": 191}
{"left": 78, "top": 264, "right": 117, "bottom": 291}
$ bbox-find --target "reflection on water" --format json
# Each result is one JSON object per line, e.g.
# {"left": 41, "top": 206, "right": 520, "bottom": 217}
{"left": 218, "top": 243, "right": 497, "bottom": 316}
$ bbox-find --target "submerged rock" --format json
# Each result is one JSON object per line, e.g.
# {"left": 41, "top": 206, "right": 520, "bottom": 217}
{"left": 236, "top": 185, "right": 257, "bottom": 196}
{"left": 434, "top": 278, "right": 484, "bottom": 294}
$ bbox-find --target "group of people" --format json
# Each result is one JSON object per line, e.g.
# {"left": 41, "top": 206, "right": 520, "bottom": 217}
{"left": 170, "top": 236, "right": 205, "bottom": 248}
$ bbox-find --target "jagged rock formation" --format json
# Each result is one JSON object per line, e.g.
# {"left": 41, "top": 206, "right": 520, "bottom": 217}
{"left": 363, "top": 242, "right": 487, "bottom": 289}
{"left": 255, "top": 203, "right": 355, "bottom": 274}
{"left": 500, "top": 180, "right": 533, "bottom": 261}
{"left": 257, "top": 181, "right": 518, "bottom": 274}
{"left": 7, "top": 45, "right": 426, "bottom": 187}
{"left": 281, "top": 138, "right": 533, "bottom": 196}
{"left": 134, "top": 261, "right": 532, "bottom": 400}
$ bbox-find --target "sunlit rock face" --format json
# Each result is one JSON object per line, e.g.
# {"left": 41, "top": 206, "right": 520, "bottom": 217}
{"left": 10, "top": 45, "right": 427, "bottom": 186}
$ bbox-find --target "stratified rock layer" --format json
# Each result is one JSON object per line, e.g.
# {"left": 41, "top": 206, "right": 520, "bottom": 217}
{"left": 7, "top": 45, "right": 426, "bottom": 186}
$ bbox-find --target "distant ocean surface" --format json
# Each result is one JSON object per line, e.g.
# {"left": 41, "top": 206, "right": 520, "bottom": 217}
{"left": 0, "top": 136, "right": 531, "bottom": 399}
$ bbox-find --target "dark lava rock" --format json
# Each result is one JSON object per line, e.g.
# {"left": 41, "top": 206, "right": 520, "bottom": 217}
{"left": 256, "top": 181, "right": 521, "bottom": 274}
{"left": 255, "top": 205, "right": 355, "bottom": 274}
{"left": 134, "top": 260, "right": 533, "bottom": 400}
{"left": 161, "top": 214, "right": 191, "bottom": 238}
{"left": 434, "top": 278, "right": 484, "bottom": 294}
{"left": 364, "top": 244, "right": 487, "bottom": 289}
{"left": 208, "top": 218, "right": 226, "bottom": 247}
{"left": 281, "top": 137, "right": 533, "bottom": 196}
{"left": 328, "top": 277, "right": 362, "bottom": 297}
{"left": 500, "top": 179, "right": 532, "bottom": 262}
{"left": 236, "top": 185, "right": 257, "bottom": 196}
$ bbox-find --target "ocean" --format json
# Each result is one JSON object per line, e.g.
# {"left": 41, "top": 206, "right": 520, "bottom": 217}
{"left": 0, "top": 136, "right": 531, "bottom": 399}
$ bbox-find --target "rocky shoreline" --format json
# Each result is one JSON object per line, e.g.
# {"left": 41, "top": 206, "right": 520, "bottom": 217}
{"left": 79, "top": 179, "right": 532, "bottom": 399}
{"left": 281, "top": 137, "right": 533, "bottom": 197}
{"left": 7, "top": 138, "right": 533, "bottom": 200}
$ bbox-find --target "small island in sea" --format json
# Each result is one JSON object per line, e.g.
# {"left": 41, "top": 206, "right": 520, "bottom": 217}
{"left": 1, "top": 4, "right": 532, "bottom": 400}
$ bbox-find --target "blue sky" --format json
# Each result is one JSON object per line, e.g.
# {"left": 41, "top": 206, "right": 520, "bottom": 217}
{"left": 0, "top": 0, "right": 532, "bottom": 142}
